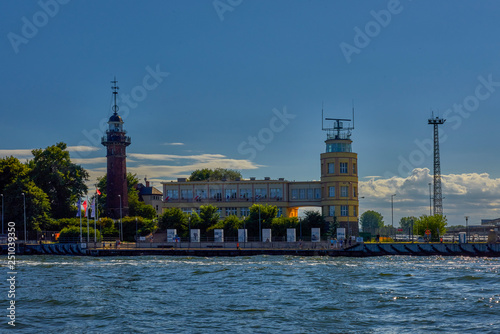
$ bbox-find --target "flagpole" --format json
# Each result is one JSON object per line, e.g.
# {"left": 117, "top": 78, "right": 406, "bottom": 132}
{"left": 94, "top": 195, "right": 97, "bottom": 243}
{"left": 86, "top": 196, "right": 90, "bottom": 243}
{"left": 79, "top": 198, "right": 82, "bottom": 243}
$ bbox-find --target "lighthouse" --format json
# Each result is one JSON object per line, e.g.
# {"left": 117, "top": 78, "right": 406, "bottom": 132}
{"left": 101, "top": 79, "right": 131, "bottom": 218}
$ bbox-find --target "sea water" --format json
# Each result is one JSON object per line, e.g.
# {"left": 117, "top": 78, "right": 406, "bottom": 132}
{"left": 2, "top": 255, "right": 500, "bottom": 333}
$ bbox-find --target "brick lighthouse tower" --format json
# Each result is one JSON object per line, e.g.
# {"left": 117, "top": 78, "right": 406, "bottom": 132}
{"left": 101, "top": 79, "right": 131, "bottom": 218}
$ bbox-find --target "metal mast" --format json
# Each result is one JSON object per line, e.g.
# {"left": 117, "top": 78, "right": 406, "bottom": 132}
{"left": 428, "top": 115, "right": 446, "bottom": 216}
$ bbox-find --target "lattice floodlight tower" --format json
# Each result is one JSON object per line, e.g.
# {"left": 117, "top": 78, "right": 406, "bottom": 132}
{"left": 428, "top": 115, "right": 446, "bottom": 216}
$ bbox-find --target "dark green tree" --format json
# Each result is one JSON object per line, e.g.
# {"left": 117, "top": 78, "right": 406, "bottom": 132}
{"left": 29, "top": 142, "right": 89, "bottom": 219}
{"left": 192, "top": 205, "right": 220, "bottom": 237}
{"left": 299, "top": 210, "right": 326, "bottom": 236}
{"left": 207, "top": 215, "right": 242, "bottom": 239}
{"left": 4, "top": 178, "right": 51, "bottom": 233}
{"left": 328, "top": 216, "right": 339, "bottom": 237}
{"left": 158, "top": 207, "right": 188, "bottom": 236}
{"left": 189, "top": 168, "right": 242, "bottom": 181}
{"left": 399, "top": 216, "right": 417, "bottom": 231}
{"left": 360, "top": 210, "right": 384, "bottom": 234}
{"left": 245, "top": 204, "right": 278, "bottom": 240}
{"left": 270, "top": 216, "right": 299, "bottom": 239}
{"left": 121, "top": 216, "right": 157, "bottom": 242}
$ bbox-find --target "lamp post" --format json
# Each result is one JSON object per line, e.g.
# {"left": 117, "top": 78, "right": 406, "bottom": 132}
{"left": 258, "top": 206, "right": 261, "bottom": 242}
{"left": 22, "top": 193, "right": 26, "bottom": 243}
{"left": 428, "top": 182, "right": 432, "bottom": 216}
{"left": 391, "top": 194, "right": 396, "bottom": 237}
{"left": 118, "top": 195, "right": 122, "bottom": 241}
{"left": 465, "top": 216, "right": 469, "bottom": 243}
{"left": 1, "top": 193, "right": 3, "bottom": 235}
{"left": 135, "top": 217, "right": 138, "bottom": 244}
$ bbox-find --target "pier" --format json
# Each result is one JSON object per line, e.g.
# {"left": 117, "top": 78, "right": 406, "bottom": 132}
{"left": 3, "top": 242, "right": 500, "bottom": 257}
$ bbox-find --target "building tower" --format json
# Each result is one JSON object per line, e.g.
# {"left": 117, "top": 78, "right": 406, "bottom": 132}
{"left": 101, "top": 79, "right": 131, "bottom": 218}
{"left": 320, "top": 111, "right": 359, "bottom": 236}
{"left": 428, "top": 115, "right": 445, "bottom": 216}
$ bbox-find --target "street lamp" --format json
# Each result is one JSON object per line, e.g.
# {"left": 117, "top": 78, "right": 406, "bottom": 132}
{"left": 391, "top": 194, "right": 396, "bottom": 236}
{"left": 465, "top": 216, "right": 469, "bottom": 242}
{"left": 1, "top": 193, "right": 3, "bottom": 235}
{"left": 22, "top": 193, "right": 26, "bottom": 243}
{"left": 118, "top": 195, "right": 122, "bottom": 241}
{"left": 428, "top": 182, "right": 432, "bottom": 216}
{"left": 258, "top": 206, "right": 261, "bottom": 242}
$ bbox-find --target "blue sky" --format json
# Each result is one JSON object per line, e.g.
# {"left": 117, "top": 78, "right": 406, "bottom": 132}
{"left": 1, "top": 0, "right": 500, "bottom": 226}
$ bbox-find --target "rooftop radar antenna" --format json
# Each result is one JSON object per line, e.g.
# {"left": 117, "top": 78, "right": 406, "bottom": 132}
{"left": 322, "top": 104, "right": 354, "bottom": 140}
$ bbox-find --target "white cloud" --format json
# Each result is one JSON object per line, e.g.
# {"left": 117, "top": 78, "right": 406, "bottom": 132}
{"left": 0, "top": 149, "right": 33, "bottom": 158}
{"left": 359, "top": 168, "right": 500, "bottom": 226}
{"left": 67, "top": 145, "right": 100, "bottom": 152}
{"left": 162, "top": 142, "right": 185, "bottom": 146}
{"left": 129, "top": 153, "right": 226, "bottom": 162}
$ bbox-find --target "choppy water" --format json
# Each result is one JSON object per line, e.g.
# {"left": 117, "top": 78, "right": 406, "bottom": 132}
{"left": 2, "top": 255, "right": 500, "bottom": 333}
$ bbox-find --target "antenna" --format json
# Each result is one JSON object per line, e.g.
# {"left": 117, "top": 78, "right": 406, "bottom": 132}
{"left": 428, "top": 115, "right": 446, "bottom": 215}
{"left": 352, "top": 99, "right": 355, "bottom": 130}
{"left": 111, "top": 77, "right": 119, "bottom": 114}
{"left": 321, "top": 102, "right": 324, "bottom": 131}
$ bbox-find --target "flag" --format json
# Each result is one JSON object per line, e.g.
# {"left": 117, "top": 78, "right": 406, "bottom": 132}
{"left": 76, "top": 199, "right": 81, "bottom": 217}
{"left": 91, "top": 198, "right": 96, "bottom": 218}
{"left": 83, "top": 200, "right": 88, "bottom": 217}
{"left": 96, "top": 188, "right": 101, "bottom": 195}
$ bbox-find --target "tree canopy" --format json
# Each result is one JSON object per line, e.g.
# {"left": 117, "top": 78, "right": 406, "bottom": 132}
{"left": 413, "top": 214, "right": 447, "bottom": 241}
{"left": 360, "top": 210, "right": 384, "bottom": 234}
{"left": 189, "top": 168, "right": 242, "bottom": 181}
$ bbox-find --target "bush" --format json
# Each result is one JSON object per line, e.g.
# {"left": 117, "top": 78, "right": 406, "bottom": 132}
{"left": 58, "top": 225, "right": 101, "bottom": 243}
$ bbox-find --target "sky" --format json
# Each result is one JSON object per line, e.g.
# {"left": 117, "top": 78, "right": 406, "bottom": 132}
{"left": 1, "top": 0, "right": 500, "bottom": 226}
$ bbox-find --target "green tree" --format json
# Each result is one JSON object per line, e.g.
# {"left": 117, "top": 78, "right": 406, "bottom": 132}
{"left": 413, "top": 214, "right": 448, "bottom": 241}
{"left": 360, "top": 210, "right": 384, "bottom": 234}
{"left": 189, "top": 168, "right": 242, "bottom": 181}
{"left": 158, "top": 207, "right": 188, "bottom": 236}
{"left": 299, "top": 210, "right": 326, "bottom": 237}
{"left": 270, "top": 216, "right": 299, "bottom": 239}
{"left": 328, "top": 216, "right": 340, "bottom": 238}
{"left": 30, "top": 142, "right": 89, "bottom": 219}
{"left": 245, "top": 204, "right": 278, "bottom": 240}
{"left": 399, "top": 216, "right": 417, "bottom": 232}
{"left": 121, "top": 216, "right": 157, "bottom": 242}
{"left": 192, "top": 205, "right": 220, "bottom": 237}
{"left": 0, "top": 156, "right": 30, "bottom": 191}
{"left": 4, "top": 179, "right": 51, "bottom": 233}
{"left": 207, "top": 215, "right": 243, "bottom": 239}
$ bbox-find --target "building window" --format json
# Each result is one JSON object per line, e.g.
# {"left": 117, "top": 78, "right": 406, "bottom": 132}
{"left": 195, "top": 189, "right": 206, "bottom": 201}
{"left": 299, "top": 189, "right": 306, "bottom": 199}
{"left": 165, "top": 189, "right": 178, "bottom": 200}
{"left": 341, "top": 186, "right": 348, "bottom": 197}
{"left": 328, "top": 163, "right": 334, "bottom": 174}
{"left": 255, "top": 188, "right": 267, "bottom": 200}
{"left": 340, "top": 162, "right": 348, "bottom": 174}
{"left": 353, "top": 187, "right": 357, "bottom": 198}
{"left": 291, "top": 189, "right": 298, "bottom": 200}
{"left": 329, "top": 206, "right": 335, "bottom": 217}
{"left": 182, "top": 208, "right": 193, "bottom": 214}
{"left": 315, "top": 188, "right": 321, "bottom": 199}
{"left": 277, "top": 207, "right": 283, "bottom": 217}
{"left": 240, "top": 188, "right": 252, "bottom": 200}
{"left": 240, "top": 207, "right": 250, "bottom": 217}
{"left": 210, "top": 189, "right": 222, "bottom": 201}
{"left": 225, "top": 207, "right": 237, "bottom": 216}
{"left": 329, "top": 186, "right": 335, "bottom": 198}
{"left": 225, "top": 189, "right": 237, "bottom": 201}
{"left": 353, "top": 163, "right": 357, "bottom": 175}
{"left": 353, "top": 206, "right": 357, "bottom": 217}
{"left": 307, "top": 188, "right": 313, "bottom": 199}
{"left": 270, "top": 188, "right": 282, "bottom": 200}
{"left": 341, "top": 205, "right": 348, "bottom": 216}
{"left": 181, "top": 189, "right": 193, "bottom": 200}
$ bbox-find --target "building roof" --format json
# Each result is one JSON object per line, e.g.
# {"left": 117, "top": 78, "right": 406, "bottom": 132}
{"left": 108, "top": 113, "right": 123, "bottom": 123}
{"left": 137, "top": 184, "right": 163, "bottom": 196}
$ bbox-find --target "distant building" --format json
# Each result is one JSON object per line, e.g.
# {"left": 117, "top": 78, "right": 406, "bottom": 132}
{"left": 161, "top": 115, "right": 359, "bottom": 236}
{"left": 481, "top": 218, "right": 500, "bottom": 226}
{"left": 136, "top": 178, "right": 163, "bottom": 217}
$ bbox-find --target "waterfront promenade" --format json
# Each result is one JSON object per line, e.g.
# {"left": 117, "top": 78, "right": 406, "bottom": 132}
{"left": 4, "top": 241, "right": 500, "bottom": 257}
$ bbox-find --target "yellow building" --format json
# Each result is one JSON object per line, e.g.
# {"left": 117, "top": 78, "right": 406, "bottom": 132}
{"left": 161, "top": 115, "right": 359, "bottom": 236}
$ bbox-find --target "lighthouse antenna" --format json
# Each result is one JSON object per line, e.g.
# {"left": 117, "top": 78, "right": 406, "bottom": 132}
{"left": 111, "top": 77, "right": 119, "bottom": 114}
